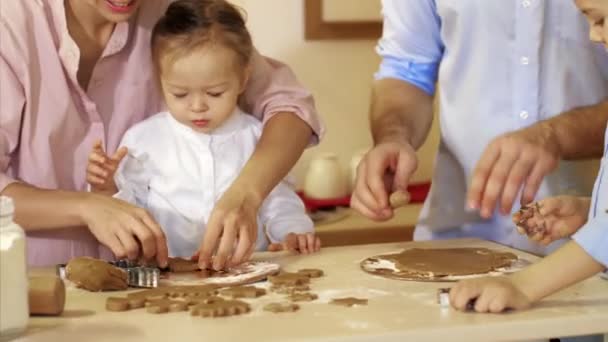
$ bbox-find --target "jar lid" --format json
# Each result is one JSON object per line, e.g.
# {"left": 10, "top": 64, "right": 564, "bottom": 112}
{"left": 0, "top": 196, "right": 14, "bottom": 216}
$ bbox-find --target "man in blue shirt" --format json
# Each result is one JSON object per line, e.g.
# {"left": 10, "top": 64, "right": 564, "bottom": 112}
{"left": 351, "top": 0, "right": 608, "bottom": 255}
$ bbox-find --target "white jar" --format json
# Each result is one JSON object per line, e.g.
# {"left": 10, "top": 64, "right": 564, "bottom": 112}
{"left": 303, "top": 153, "right": 349, "bottom": 199}
{"left": 0, "top": 196, "right": 28, "bottom": 339}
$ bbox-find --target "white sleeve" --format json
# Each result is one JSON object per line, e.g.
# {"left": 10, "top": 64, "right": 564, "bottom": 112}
{"left": 259, "top": 180, "right": 314, "bottom": 243}
{"left": 113, "top": 131, "right": 151, "bottom": 208}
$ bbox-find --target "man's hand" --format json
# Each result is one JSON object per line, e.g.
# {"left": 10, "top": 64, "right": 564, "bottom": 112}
{"left": 350, "top": 141, "right": 418, "bottom": 221}
{"left": 468, "top": 123, "right": 560, "bottom": 218}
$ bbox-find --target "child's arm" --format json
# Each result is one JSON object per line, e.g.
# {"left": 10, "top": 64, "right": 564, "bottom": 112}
{"left": 450, "top": 217, "right": 608, "bottom": 313}
{"left": 260, "top": 181, "right": 320, "bottom": 254}
{"left": 86, "top": 140, "right": 128, "bottom": 196}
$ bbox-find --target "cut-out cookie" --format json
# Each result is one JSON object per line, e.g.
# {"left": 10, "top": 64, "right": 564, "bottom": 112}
{"left": 288, "top": 292, "right": 318, "bottom": 302}
{"left": 219, "top": 286, "right": 266, "bottom": 298}
{"left": 270, "top": 285, "right": 310, "bottom": 295}
{"left": 106, "top": 297, "right": 130, "bottom": 312}
{"left": 145, "top": 299, "right": 189, "bottom": 314}
{"left": 268, "top": 272, "right": 310, "bottom": 287}
{"left": 330, "top": 297, "right": 368, "bottom": 307}
{"left": 128, "top": 297, "right": 146, "bottom": 309}
{"left": 263, "top": 302, "right": 300, "bottom": 313}
{"left": 127, "top": 289, "right": 167, "bottom": 301}
{"left": 297, "top": 269, "right": 324, "bottom": 278}
{"left": 190, "top": 299, "right": 251, "bottom": 318}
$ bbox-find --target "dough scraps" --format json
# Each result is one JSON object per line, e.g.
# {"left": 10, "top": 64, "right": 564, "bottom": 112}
{"left": 288, "top": 292, "right": 318, "bottom": 302}
{"left": 160, "top": 261, "right": 280, "bottom": 287}
{"left": 361, "top": 247, "right": 517, "bottom": 281}
{"left": 297, "top": 269, "right": 324, "bottom": 278}
{"left": 219, "top": 286, "right": 266, "bottom": 298}
{"left": 330, "top": 297, "right": 368, "bottom": 307}
{"left": 263, "top": 302, "right": 300, "bottom": 313}
{"left": 268, "top": 272, "right": 311, "bottom": 287}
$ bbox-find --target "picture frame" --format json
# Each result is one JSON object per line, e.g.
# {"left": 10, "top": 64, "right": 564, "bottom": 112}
{"left": 304, "top": 0, "right": 382, "bottom": 40}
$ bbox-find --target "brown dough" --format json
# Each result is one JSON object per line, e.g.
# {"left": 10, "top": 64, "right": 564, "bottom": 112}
{"left": 106, "top": 297, "right": 130, "bottom": 312}
{"left": 270, "top": 285, "right": 310, "bottom": 295}
{"left": 167, "top": 257, "right": 200, "bottom": 272}
{"left": 288, "top": 292, "right": 318, "bottom": 302}
{"left": 297, "top": 269, "right": 324, "bottom": 278}
{"left": 268, "top": 272, "right": 310, "bottom": 287}
{"left": 145, "top": 299, "right": 188, "bottom": 314}
{"left": 389, "top": 191, "right": 410, "bottom": 208}
{"left": 363, "top": 248, "right": 517, "bottom": 280}
{"left": 263, "top": 302, "right": 300, "bottom": 313}
{"left": 128, "top": 297, "right": 146, "bottom": 309}
{"left": 66, "top": 257, "right": 128, "bottom": 292}
{"left": 330, "top": 297, "right": 368, "bottom": 307}
{"left": 219, "top": 286, "right": 266, "bottom": 298}
{"left": 190, "top": 299, "right": 250, "bottom": 318}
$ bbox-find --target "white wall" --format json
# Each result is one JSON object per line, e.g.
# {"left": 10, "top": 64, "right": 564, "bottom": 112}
{"left": 233, "top": 0, "right": 439, "bottom": 188}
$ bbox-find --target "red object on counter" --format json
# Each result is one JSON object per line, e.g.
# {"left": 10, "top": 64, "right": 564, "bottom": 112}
{"left": 298, "top": 182, "right": 431, "bottom": 211}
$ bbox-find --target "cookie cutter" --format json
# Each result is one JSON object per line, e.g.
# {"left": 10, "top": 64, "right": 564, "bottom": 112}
{"left": 437, "top": 288, "right": 476, "bottom": 310}
{"left": 56, "top": 260, "right": 160, "bottom": 288}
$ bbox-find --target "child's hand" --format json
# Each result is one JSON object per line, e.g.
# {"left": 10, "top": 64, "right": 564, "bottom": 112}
{"left": 267, "top": 232, "right": 321, "bottom": 254}
{"left": 449, "top": 276, "right": 532, "bottom": 313}
{"left": 86, "top": 140, "right": 128, "bottom": 195}
{"left": 512, "top": 196, "right": 590, "bottom": 245}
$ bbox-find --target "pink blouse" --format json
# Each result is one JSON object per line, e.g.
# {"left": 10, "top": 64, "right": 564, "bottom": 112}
{"left": 0, "top": 0, "right": 323, "bottom": 266}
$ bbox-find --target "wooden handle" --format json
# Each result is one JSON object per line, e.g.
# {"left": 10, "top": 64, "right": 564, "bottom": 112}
{"left": 28, "top": 275, "right": 66, "bottom": 316}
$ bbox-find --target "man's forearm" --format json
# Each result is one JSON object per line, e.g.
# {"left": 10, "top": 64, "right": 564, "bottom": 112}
{"left": 370, "top": 79, "right": 435, "bottom": 149}
{"left": 542, "top": 100, "right": 608, "bottom": 159}
{"left": 234, "top": 112, "right": 312, "bottom": 206}
{"left": 1, "top": 182, "right": 87, "bottom": 231}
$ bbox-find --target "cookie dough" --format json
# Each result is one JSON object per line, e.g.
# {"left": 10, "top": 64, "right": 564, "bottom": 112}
{"left": 190, "top": 299, "right": 251, "bottom": 318}
{"left": 66, "top": 257, "right": 128, "bottom": 292}
{"left": 270, "top": 285, "right": 310, "bottom": 295}
{"left": 167, "top": 258, "right": 200, "bottom": 272}
{"left": 268, "top": 272, "right": 310, "bottom": 287}
{"left": 263, "top": 302, "right": 300, "bottom": 313}
{"left": 297, "top": 269, "right": 324, "bottom": 278}
{"left": 362, "top": 247, "right": 517, "bottom": 281}
{"left": 389, "top": 191, "right": 410, "bottom": 208}
{"left": 288, "top": 292, "right": 318, "bottom": 302}
{"left": 330, "top": 297, "right": 368, "bottom": 307}
{"left": 145, "top": 299, "right": 188, "bottom": 314}
{"left": 219, "top": 286, "right": 266, "bottom": 298}
{"left": 106, "top": 297, "right": 130, "bottom": 312}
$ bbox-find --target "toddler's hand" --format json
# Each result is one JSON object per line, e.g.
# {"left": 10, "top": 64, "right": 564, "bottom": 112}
{"left": 86, "top": 140, "right": 128, "bottom": 195}
{"left": 449, "top": 276, "right": 532, "bottom": 313}
{"left": 512, "top": 196, "right": 590, "bottom": 245}
{"left": 267, "top": 232, "right": 321, "bottom": 254}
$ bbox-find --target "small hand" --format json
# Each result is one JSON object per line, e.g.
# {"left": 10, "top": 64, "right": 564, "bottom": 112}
{"left": 350, "top": 141, "right": 418, "bottom": 221}
{"left": 467, "top": 124, "right": 560, "bottom": 218}
{"left": 267, "top": 232, "right": 322, "bottom": 254}
{"left": 512, "top": 196, "right": 590, "bottom": 245}
{"left": 81, "top": 193, "right": 168, "bottom": 267}
{"left": 197, "top": 189, "right": 260, "bottom": 271}
{"left": 86, "top": 140, "right": 128, "bottom": 195}
{"left": 449, "top": 276, "right": 532, "bottom": 313}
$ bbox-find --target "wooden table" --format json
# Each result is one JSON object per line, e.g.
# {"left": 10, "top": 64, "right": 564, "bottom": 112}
{"left": 20, "top": 239, "right": 608, "bottom": 342}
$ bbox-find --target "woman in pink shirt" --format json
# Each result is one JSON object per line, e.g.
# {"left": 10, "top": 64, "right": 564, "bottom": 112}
{"left": 0, "top": 0, "right": 323, "bottom": 268}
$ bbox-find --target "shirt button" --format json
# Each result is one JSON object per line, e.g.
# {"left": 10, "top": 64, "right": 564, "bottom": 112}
{"left": 520, "top": 56, "right": 529, "bottom": 65}
{"left": 522, "top": 0, "right": 531, "bottom": 8}
{"left": 519, "top": 111, "right": 529, "bottom": 119}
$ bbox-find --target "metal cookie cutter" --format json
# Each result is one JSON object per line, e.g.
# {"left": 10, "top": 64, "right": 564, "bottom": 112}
{"left": 437, "top": 288, "right": 476, "bottom": 310}
{"left": 56, "top": 260, "right": 160, "bottom": 288}
{"left": 111, "top": 260, "right": 160, "bottom": 288}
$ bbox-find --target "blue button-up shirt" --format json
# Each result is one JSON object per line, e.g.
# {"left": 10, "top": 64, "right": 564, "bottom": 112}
{"left": 376, "top": 0, "right": 608, "bottom": 254}
{"left": 573, "top": 125, "right": 608, "bottom": 267}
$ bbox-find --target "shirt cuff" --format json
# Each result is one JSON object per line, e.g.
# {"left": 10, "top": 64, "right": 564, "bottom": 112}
{"left": 374, "top": 56, "right": 439, "bottom": 96}
{"left": 0, "top": 173, "right": 18, "bottom": 193}
{"left": 572, "top": 217, "right": 608, "bottom": 268}
{"left": 262, "top": 104, "right": 325, "bottom": 147}
{"left": 266, "top": 216, "right": 314, "bottom": 244}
